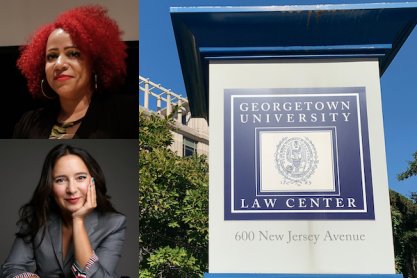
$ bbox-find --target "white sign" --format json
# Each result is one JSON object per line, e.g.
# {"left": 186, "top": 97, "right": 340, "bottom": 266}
{"left": 208, "top": 59, "right": 395, "bottom": 274}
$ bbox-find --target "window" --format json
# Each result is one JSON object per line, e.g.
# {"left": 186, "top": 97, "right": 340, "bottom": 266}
{"left": 183, "top": 137, "right": 197, "bottom": 157}
{"left": 182, "top": 114, "right": 188, "bottom": 125}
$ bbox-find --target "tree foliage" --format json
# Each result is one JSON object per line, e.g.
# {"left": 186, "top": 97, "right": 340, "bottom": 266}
{"left": 139, "top": 112, "right": 417, "bottom": 278}
{"left": 398, "top": 151, "right": 417, "bottom": 181}
{"left": 390, "top": 190, "right": 417, "bottom": 278}
{"left": 393, "top": 150, "right": 417, "bottom": 278}
{"left": 139, "top": 113, "right": 208, "bottom": 277}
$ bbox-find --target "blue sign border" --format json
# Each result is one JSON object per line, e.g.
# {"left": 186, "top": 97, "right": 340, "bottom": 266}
{"left": 224, "top": 87, "right": 375, "bottom": 220}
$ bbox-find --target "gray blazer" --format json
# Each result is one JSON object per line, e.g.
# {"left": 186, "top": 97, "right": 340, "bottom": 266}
{"left": 1, "top": 211, "right": 126, "bottom": 278}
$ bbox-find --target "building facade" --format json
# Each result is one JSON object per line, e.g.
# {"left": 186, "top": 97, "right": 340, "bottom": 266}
{"left": 139, "top": 76, "right": 209, "bottom": 157}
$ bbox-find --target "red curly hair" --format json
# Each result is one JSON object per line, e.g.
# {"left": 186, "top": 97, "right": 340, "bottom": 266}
{"left": 17, "top": 5, "right": 127, "bottom": 98}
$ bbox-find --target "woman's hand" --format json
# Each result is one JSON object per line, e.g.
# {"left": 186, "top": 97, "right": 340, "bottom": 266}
{"left": 72, "top": 177, "right": 97, "bottom": 221}
{"left": 71, "top": 177, "right": 96, "bottom": 268}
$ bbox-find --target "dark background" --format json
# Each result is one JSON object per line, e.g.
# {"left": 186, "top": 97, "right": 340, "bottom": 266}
{"left": 0, "top": 139, "right": 138, "bottom": 278}
{"left": 0, "top": 41, "right": 138, "bottom": 138}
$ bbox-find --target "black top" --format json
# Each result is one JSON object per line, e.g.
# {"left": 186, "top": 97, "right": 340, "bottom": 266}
{"left": 12, "top": 93, "right": 138, "bottom": 139}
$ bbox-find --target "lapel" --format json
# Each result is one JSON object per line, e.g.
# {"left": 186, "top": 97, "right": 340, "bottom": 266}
{"left": 63, "top": 211, "right": 99, "bottom": 267}
{"left": 48, "top": 213, "right": 64, "bottom": 271}
{"left": 48, "top": 211, "right": 99, "bottom": 270}
{"left": 74, "top": 94, "right": 99, "bottom": 138}
{"left": 41, "top": 102, "right": 60, "bottom": 138}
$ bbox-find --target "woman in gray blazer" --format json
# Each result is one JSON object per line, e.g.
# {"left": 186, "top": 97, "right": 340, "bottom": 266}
{"left": 1, "top": 144, "right": 126, "bottom": 278}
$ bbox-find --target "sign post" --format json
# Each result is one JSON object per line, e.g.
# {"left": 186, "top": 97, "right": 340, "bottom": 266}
{"left": 171, "top": 3, "right": 417, "bottom": 276}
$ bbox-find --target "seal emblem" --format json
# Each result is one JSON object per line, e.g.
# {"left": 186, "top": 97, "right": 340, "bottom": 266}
{"left": 275, "top": 136, "right": 319, "bottom": 185}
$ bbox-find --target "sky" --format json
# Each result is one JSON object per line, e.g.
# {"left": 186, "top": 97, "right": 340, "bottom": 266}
{"left": 140, "top": 0, "right": 417, "bottom": 198}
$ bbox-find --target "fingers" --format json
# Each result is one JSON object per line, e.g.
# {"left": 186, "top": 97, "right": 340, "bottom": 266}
{"left": 72, "top": 177, "right": 96, "bottom": 220}
{"left": 91, "top": 177, "right": 97, "bottom": 208}
{"left": 86, "top": 178, "right": 92, "bottom": 205}
{"left": 83, "top": 177, "right": 96, "bottom": 209}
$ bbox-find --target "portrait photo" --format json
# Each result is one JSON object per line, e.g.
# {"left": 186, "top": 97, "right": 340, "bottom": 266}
{"left": 0, "top": 0, "right": 139, "bottom": 138}
{"left": 0, "top": 139, "right": 138, "bottom": 277}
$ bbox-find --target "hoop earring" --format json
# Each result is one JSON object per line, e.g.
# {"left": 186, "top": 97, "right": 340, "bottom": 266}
{"left": 41, "top": 79, "right": 56, "bottom": 100}
{"left": 94, "top": 74, "right": 98, "bottom": 91}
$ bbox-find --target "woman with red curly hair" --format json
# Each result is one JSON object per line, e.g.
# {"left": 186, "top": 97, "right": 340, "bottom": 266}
{"left": 13, "top": 5, "right": 137, "bottom": 139}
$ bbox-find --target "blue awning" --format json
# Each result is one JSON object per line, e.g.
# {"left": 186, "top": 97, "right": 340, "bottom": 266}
{"left": 171, "top": 3, "right": 417, "bottom": 119}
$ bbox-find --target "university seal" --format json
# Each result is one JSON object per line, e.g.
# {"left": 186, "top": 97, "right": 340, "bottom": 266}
{"left": 275, "top": 136, "right": 318, "bottom": 185}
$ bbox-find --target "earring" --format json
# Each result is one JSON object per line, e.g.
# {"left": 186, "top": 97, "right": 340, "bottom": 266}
{"left": 94, "top": 74, "right": 98, "bottom": 91}
{"left": 40, "top": 79, "right": 56, "bottom": 100}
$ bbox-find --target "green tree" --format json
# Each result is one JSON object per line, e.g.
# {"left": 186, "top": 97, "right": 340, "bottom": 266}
{"left": 139, "top": 112, "right": 208, "bottom": 277}
{"left": 390, "top": 190, "right": 417, "bottom": 278}
{"left": 392, "top": 151, "right": 417, "bottom": 278}
{"left": 139, "top": 111, "right": 417, "bottom": 278}
{"left": 398, "top": 151, "right": 417, "bottom": 182}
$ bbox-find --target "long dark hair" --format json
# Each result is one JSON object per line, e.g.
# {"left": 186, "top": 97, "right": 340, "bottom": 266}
{"left": 16, "top": 144, "right": 118, "bottom": 244}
